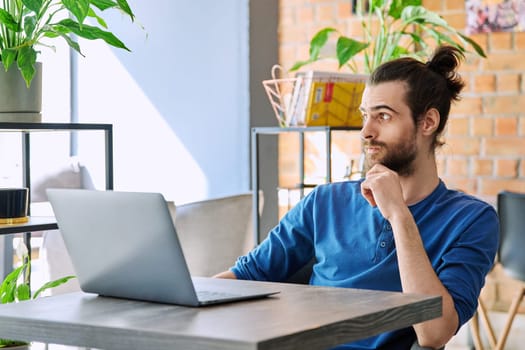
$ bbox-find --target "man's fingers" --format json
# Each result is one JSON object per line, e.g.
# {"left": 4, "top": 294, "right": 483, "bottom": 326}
{"left": 361, "top": 184, "right": 377, "bottom": 207}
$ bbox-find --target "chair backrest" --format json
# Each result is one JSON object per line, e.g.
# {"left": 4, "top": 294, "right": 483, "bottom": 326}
{"left": 171, "top": 192, "right": 255, "bottom": 277}
{"left": 286, "top": 258, "right": 314, "bottom": 284}
{"left": 497, "top": 190, "right": 525, "bottom": 281}
{"left": 34, "top": 160, "right": 95, "bottom": 295}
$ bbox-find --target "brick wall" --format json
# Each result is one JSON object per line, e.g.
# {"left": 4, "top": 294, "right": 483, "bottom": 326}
{"left": 276, "top": 0, "right": 525, "bottom": 207}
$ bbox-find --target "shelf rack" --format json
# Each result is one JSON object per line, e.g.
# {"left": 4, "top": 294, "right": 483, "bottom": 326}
{"left": 0, "top": 122, "right": 114, "bottom": 277}
{"left": 251, "top": 126, "right": 360, "bottom": 245}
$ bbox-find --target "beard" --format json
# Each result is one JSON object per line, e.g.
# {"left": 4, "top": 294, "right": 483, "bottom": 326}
{"left": 363, "top": 134, "right": 418, "bottom": 177}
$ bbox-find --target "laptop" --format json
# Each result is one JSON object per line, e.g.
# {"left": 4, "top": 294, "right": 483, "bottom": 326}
{"left": 46, "top": 188, "right": 280, "bottom": 306}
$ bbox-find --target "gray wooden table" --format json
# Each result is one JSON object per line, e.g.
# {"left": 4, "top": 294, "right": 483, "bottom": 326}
{"left": 0, "top": 281, "right": 441, "bottom": 350}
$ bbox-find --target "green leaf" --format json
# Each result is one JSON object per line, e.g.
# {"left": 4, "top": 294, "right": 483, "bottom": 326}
{"left": 388, "top": 0, "right": 404, "bottom": 19}
{"left": 44, "top": 29, "right": 83, "bottom": 55}
{"left": 0, "top": 338, "right": 28, "bottom": 347}
{"left": 23, "top": 14, "right": 37, "bottom": 38}
{"left": 0, "top": 265, "right": 25, "bottom": 303}
{"left": 33, "top": 276, "right": 76, "bottom": 299}
{"left": 1, "top": 49, "right": 17, "bottom": 71}
{"left": 389, "top": 0, "right": 421, "bottom": 19}
{"left": 432, "top": 30, "right": 461, "bottom": 47}
{"left": 90, "top": 0, "right": 117, "bottom": 11}
{"left": 407, "top": 32, "right": 424, "bottom": 47}
{"left": 401, "top": 6, "right": 448, "bottom": 27}
{"left": 56, "top": 18, "right": 130, "bottom": 51}
{"left": 0, "top": 265, "right": 25, "bottom": 290}
{"left": 15, "top": 284, "right": 30, "bottom": 302}
{"left": 336, "top": 36, "right": 369, "bottom": 68}
{"left": 458, "top": 33, "right": 486, "bottom": 58}
{"left": 63, "top": 0, "right": 91, "bottom": 24}
{"left": 289, "top": 59, "right": 313, "bottom": 72}
{"left": 309, "top": 27, "right": 337, "bottom": 60}
{"left": 89, "top": 0, "right": 135, "bottom": 20}
{"left": 43, "top": 31, "right": 59, "bottom": 38}
{"left": 0, "top": 9, "right": 20, "bottom": 32}
{"left": 21, "top": 0, "right": 43, "bottom": 14}
{"left": 17, "top": 46, "right": 38, "bottom": 87}
{"left": 290, "top": 0, "right": 486, "bottom": 73}
{"left": 369, "top": 0, "right": 386, "bottom": 13}
{"left": 116, "top": 0, "right": 135, "bottom": 21}
{"left": 390, "top": 45, "right": 409, "bottom": 58}
{"left": 87, "top": 8, "right": 109, "bottom": 29}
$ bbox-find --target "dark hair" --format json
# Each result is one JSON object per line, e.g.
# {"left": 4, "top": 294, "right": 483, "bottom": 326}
{"left": 368, "top": 45, "right": 465, "bottom": 150}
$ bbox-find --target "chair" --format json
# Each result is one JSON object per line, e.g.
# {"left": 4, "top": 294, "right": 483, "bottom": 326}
{"left": 34, "top": 160, "right": 95, "bottom": 295}
{"left": 171, "top": 192, "right": 256, "bottom": 277}
{"left": 286, "top": 258, "right": 314, "bottom": 284}
{"left": 470, "top": 190, "right": 525, "bottom": 350}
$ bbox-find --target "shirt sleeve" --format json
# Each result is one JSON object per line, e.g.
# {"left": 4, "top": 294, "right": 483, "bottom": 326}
{"left": 231, "top": 189, "right": 317, "bottom": 281}
{"left": 436, "top": 203, "right": 499, "bottom": 329}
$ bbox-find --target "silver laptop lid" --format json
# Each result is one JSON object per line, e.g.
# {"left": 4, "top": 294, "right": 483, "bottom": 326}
{"left": 47, "top": 189, "right": 200, "bottom": 305}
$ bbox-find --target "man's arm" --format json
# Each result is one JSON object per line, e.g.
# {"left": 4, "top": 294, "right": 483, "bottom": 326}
{"left": 361, "top": 164, "right": 458, "bottom": 349}
{"left": 214, "top": 270, "right": 237, "bottom": 279}
{"left": 388, "top": 208, "right": 458, "bottom": 348}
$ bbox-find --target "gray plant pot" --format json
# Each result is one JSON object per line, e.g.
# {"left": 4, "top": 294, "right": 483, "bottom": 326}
{"left": 0, "top": 62, "right": 42, "bottom": 123}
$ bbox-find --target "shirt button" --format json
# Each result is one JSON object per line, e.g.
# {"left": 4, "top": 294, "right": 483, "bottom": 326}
{"left": 380, "top": 241, "right": 386, "bottom": 248}
{"left": 386, "top": 224, "right": 392, "bottom": 231}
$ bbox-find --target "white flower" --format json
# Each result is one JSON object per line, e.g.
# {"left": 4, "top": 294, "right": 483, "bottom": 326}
{"left": 15, "top": 239, "right": 28, "bottom": 260}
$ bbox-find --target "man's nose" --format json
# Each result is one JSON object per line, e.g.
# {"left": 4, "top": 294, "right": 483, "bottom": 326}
{"left": 360, "top": 117, "right": 375, "bottom": 140}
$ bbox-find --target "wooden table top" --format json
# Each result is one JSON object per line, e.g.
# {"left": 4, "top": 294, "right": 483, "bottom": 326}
{"left": 0, "top": 280, "right": 441, "bottom": 350}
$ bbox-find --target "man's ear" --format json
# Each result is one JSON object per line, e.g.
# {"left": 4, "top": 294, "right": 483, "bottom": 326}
{"left": 420, "top": 108, "right": 440, "bottom": 136}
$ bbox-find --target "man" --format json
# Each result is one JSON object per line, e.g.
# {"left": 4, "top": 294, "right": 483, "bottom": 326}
{"left": 215, "top": 45, "right": 499, "bottom": 349}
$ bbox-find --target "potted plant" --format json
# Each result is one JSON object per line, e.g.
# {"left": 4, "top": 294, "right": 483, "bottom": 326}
{"left": 0, "top": 241, "right": 75, "bottom": 348}
{"left": 0, "top": 0, "right": 136, "bottom": 122}
{"left": 272, "top": 0, "right": 486, "bottom": 128}
{"left": 290, "top": 0, "right": 486, "bottom": 74}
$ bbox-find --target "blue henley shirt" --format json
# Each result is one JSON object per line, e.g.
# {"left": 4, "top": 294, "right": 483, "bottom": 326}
{"left": 231, "top": 179, "right": 499, "bottom": 349}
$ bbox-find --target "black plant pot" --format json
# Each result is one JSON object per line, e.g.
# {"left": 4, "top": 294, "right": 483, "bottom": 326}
{"left": 0, "top": 188, "right": 29, "bottom": 224}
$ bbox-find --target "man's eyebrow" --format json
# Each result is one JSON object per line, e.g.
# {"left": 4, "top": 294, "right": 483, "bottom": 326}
{"left": 359, "top": 104, "right": 400, "bottom": 114}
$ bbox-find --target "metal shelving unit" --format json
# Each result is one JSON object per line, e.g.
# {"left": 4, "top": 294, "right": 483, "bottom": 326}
{"left": 0, "top": 122, "right": 114, "bottom": 277}
{"left": 251, "top": 126, "right": 360, "bottom": 245}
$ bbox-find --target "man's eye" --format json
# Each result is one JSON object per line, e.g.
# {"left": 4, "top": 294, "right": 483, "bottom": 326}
{"left": 378, "top": 113, "right": 392, "bottom": 121}
{"left": 361, "top": 112, "right": 392, "bottom": 123}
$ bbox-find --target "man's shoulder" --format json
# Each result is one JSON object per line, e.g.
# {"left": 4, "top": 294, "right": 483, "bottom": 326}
{"left": 444, "top": 187, "right": 495, "bottom": 209}
{"left": 306, "top": 180, "right": 365, "bottom": 207}
{"left": 316, "top": 179, "right": 363, "bottom": 191}
{"left": 312, "top": 180, "right": 363, "bottom": 197}
{"left": 435, "top": 186, "right": 497, "bottom": 220}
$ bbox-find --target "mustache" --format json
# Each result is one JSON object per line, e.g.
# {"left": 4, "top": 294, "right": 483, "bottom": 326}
{"left": 363, "top": 141, "right": 386, "bottom": 148}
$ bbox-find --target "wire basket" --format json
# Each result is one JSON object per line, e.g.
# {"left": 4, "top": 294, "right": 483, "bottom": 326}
{"left": 262, "top": 65, "right": 367, "bottom": 128}
{"left": 262, "top": 65, "right": 299, "bottom": 127}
